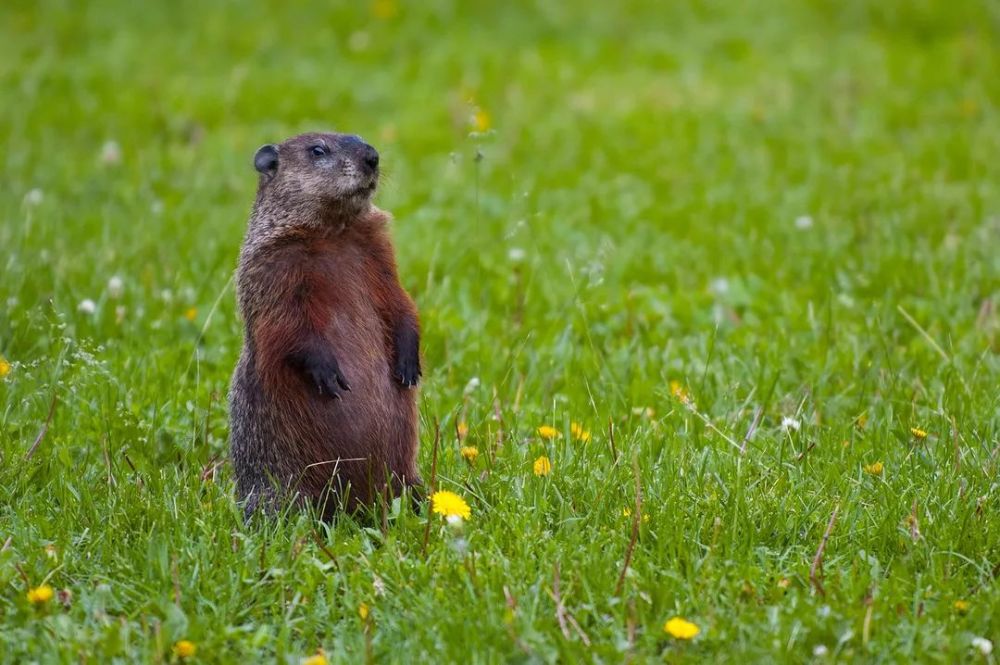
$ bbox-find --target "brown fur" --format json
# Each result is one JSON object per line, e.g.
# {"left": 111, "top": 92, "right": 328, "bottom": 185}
{"left": 229, "top": 132, "right": 421, "bottom": 519}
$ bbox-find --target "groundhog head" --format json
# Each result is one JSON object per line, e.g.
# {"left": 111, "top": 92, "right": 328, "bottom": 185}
{"left": 253, "top": 132, "right": 380, "bottom": 218}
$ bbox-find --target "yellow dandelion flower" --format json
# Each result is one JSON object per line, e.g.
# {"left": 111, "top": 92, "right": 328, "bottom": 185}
{"left": 570, "top": 422, "right": 591, "bottom": 443}
{"left": 669, "top": 380, "right": 690, "bottom": 403}
{"left": 664, "top": 616, "right": 700, "bottom": 640}
{"left": 431, "top": 490, "right": 471, "bottom": 520}
{"left": 621, "top": 507, "right": 649, "bottom": 523}
{"left": 302, "top": 650, "right": 329, "bottom": 665}
{"left": 456, "top": 421, "right": 469, "bottom": 440}
{"left": 911, "top": 427, "right": 928, "bottom": 439}
{"left": 533, "top": 455, "right": 552, "bottom": 477}
{"left": 26, "top": 585, "right": 54, "bottom": 605}
{"left": 537, "top": 425, "right": 560, "bottom": 440}
{"left": 172, "top": 640, "right": 196, "bottom": 659}
{"left": 954, "top": 599, "right": 970, "bottom": 614}
{"left": 371, "top": 0, "right": 397, "bottom": 20}
{"left": 0, "top": 356, "right": 10, "bottom": 378}
{"left": 471, "top": 109, "right": 491, "bottom": 132}
{"left": 863, "top": 461, "right": 884, "bottom": 476}
{"left": 460, "top": 446, "right": 479, "bottom": 464}
{"left": 358, "top": 603, "right": 369, "bottom": 620}
{"left": 183, "top": 307, "right": 197, "bottom": 322}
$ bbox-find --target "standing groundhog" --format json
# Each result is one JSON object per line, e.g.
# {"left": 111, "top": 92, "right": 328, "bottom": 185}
{"left": 229, "top": 131, "right": 422, "bottom": 519}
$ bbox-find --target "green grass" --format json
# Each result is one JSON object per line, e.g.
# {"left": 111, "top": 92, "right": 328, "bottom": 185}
{"left": 2, "top": 0, "right": 1000, "bottom": 661}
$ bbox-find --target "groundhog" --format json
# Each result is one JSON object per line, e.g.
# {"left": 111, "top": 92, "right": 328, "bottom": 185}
{"left": 229, "top": 131, "right": 422, "bottom": 520}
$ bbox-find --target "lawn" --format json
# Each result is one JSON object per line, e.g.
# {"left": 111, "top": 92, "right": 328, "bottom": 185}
{"left": 2, "top": 0, "right": 1000, "bottom": 662}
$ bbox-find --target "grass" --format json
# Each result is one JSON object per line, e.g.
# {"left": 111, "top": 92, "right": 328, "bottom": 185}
{"left": 2, "top": 0, "right": 1000, "bottom": 661}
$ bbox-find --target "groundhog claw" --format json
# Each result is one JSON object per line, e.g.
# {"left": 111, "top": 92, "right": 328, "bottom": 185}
{"left": 394, "top": 356, "right": 421, "bottom": 388}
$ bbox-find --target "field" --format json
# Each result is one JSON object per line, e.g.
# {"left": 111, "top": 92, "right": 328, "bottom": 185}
{"left": 2, "top": 0, "right": 1000, "bottom": 662}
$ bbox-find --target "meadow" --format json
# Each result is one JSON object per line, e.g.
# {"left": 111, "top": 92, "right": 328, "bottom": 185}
{"left": 2, "top": 0, "right": 999, "bottom": 662}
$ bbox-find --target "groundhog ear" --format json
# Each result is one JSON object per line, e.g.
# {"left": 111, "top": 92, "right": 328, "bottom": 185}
{"left": 254, "top": 144, "right": 279, "bottom": 175}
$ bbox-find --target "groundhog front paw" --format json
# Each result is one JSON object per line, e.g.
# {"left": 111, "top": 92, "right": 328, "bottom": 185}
{"left": 394, "top": 354, "right": 421, "bottom": 388}
{"left": 305, "top": 359, "right": 352, "bottom": 399}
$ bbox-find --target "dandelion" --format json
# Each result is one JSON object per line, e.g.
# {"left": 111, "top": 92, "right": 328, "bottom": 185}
{"left": 456, "top": 422, "right": 469, "bottom": 440}
{"left": 795, "top": 215, "right": 814, "bottom": 230}
{"left": 107, "top": 275, "right": 124, "bottom": 299}
{"left": 27, "top": 585, "right": 54, "bottom": 605}
{"left": 460, "top": 446, "right": 478, "bottom": 465}
{"left": 0, "top": 356, "right": 10, "bottom": 379}
{"left": 972, "top": 637, "right": 993, "bottom": 655}
{"left": 431, "top": 490, "right": 471, "bottom": 520}
{"left": 358, "top": 603, "right": 369, "bottom": 620}
{"left": 863, "top": 461, "right": 883, "bottom": 476}
{"left": 570, "top": 422, "right": 591, "bottom": 443}
{"left": 371, "top": 0, "right": 397, "bottom": 20}
{"left": 471, "top": 109, "right": 491, "bottom": 133}
{"left": 533, "top": 455, "right": 552, "bottom": 477}
{"left": 663, "top": 617, "right": 700, "bottom": 640}
{"left": 172, "top": 640, "right": 196, "bottom": 659}
{"left": 184, "top": 307, "right": 198, "bottom": 322}
{"left": 669, "top": 380, "right": 690, "bottom": 403}
{"left": 302, "top": 650, "right": 329, "bottom": 665}
{"left": 780, "top": 416, "right": 801, "bottom": 432}
{"left": 537, "top": 425, "right": 560, "bottom": 440}
{"left": 911, "top": 427, "right": 928, "bottom": 439}
{"left": 954, "top": 599, "right": 970, "bottom": 614}
{"left": 78, "top": 299, "right": 97, "bottom": 315}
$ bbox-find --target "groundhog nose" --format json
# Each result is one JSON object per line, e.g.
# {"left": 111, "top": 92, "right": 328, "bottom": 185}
{"left": 361, "top": 145, "right": 379, "bottom": 173}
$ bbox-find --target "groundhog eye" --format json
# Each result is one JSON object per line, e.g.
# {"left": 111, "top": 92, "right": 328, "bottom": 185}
{"left": 310, "top": 145, "right": 329, "bottom": 157}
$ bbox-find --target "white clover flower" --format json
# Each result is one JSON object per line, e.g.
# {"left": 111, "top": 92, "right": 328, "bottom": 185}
{"left": 100, "top": 140, "right": 122, "bottom": 166}
{"left": 348, "top": 31, "right": 370, "bottom": 52}
{"left": 710, "top": 277, "right": 730, "bottom": 296}
{"left": 780, "top": 416, "right": 801, "bottom": 432}
{"left": 795, "top": 215, "right": 814, "bottom": 230}
{"left": 107, "top": 275, "right": 124, "bottom": 299}
{"left": 24, "top": 188, "right": 44, "bottom": 206}
{"left": 78, "top": 299, "right": 97, "bottom": 315}
{"left": 812, "top": 644, "right": 828, "bottom": 657}
{"left": 508, "top": 247, "right": 526, "bottom": 262}
{"left": 972, "top": 637, "right": 993, "bottom": 655}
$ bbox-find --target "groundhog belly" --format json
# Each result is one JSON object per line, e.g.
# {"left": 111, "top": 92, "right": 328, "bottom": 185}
{"left": 284, "top": 296, "right": 416, "bottom": 504}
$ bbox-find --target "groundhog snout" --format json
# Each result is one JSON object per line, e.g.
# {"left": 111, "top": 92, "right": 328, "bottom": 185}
{"left": 342, "top": 135, "right": 379, "bottom": 177}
